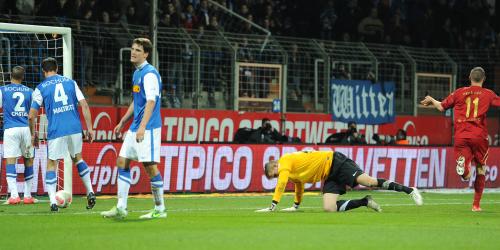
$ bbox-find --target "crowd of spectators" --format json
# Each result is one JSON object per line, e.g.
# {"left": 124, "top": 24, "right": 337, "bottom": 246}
{"left": 1, "top": 0, "right": 498, "bottom": 49}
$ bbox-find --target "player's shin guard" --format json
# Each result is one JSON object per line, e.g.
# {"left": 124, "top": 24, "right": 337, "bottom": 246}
{"left": 150, "top": 174, "right": 165, "bottom": 211}
{"left": 377, "top": 178, "right": 413, "bottom": 194}
{"left": 24, "top": 166, "right": 34, "bottom": 197}
{"left": 46, "top": 171, "right": 57, "bottom": 205}
{"left": 336, "top": 198, "right": 368, "bottom": 212}
{"left": 117, "top": 168, "right": 131, "bottom": 210}
{"left": 473, "top": 174, "right": 485, "bottom": 208}
{"left": 76, "top": 160, "right": 94, "bottom": 195}
{"left": 6, "top": 164, "right": 18, "bottom": 198}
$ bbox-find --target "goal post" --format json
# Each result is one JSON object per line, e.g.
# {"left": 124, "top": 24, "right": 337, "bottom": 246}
{"left": 0, "top": 22, "right": 73, "bottom": 196}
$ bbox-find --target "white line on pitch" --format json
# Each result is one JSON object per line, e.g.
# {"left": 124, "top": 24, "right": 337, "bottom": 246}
{"left": 1, "top": 201, "right": 500, "bottom": 216}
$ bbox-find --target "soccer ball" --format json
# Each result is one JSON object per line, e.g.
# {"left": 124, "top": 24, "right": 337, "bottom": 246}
{"left": 55, "top": 190, "right": 72, "bottom": 208}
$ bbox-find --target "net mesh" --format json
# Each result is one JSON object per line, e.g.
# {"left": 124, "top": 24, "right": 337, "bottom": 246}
{"left": 0, "top": 30, "right": 67, "bottom": 197}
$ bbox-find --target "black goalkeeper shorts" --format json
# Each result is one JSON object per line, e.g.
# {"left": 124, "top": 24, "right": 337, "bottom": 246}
{"left": 322, "top": 152, "right": 364, "bottom": 195}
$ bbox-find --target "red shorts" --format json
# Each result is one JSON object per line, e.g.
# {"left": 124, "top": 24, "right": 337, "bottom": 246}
{"left": 454, "top": 137, "right": 489, "bottom": 173}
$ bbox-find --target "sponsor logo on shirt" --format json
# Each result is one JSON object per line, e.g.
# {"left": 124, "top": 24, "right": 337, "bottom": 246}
{"left": 133, "top": 85, "right": 140, "bottom": 93}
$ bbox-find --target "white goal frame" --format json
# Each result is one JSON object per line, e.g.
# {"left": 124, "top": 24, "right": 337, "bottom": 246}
{"left": 0, "top": 22, "right": 74, "bottom": 195}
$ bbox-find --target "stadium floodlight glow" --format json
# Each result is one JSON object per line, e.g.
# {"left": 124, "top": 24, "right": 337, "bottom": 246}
{"left": 0, "top": 22, "right": 73, "bottom": 197}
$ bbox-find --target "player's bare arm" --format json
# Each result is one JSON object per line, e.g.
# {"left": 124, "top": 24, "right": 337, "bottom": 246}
{"left": 28, "top": 108, "right": 38, "bottom": 147}
{"left": 421, "top": 95, "right": 444, "bottom": 111}
{"left": 79, "top": 99, "right": 94, "bottom": 142}
{"left": 114, "top": 101, "right": 134, "bottom": 135}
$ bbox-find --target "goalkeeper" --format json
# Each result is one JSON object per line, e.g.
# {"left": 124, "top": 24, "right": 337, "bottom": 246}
{"left": 256, "top": 150, "right": 423, "bottom": 213}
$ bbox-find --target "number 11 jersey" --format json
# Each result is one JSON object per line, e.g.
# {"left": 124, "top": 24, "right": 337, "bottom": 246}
{"left": 441, "top": 85, "right": 500, "bottom": 139}
{"left": 32, "top": 74, "right": 84, "bottom": 140}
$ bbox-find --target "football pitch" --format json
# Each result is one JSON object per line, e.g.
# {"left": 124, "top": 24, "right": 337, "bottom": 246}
{"left": 1, "top": 191, "right": 500, "bottom": 250}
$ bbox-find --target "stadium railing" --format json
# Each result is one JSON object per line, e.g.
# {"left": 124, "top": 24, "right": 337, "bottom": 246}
{"left": 1, "top": 15, "right": 499, "bottom": 116}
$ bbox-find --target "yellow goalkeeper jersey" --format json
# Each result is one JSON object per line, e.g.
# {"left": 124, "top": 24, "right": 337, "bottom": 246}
{"left": 272, "top": 150, "right": 334, "bottom": 204}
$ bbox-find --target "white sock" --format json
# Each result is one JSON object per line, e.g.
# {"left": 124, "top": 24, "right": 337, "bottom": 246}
{"left": 150, "top": 174, "right": 165, "bottom": 211}
{"left": 76, "top": 160, "right": 94, "bottom": 195}
{"left": 24, "top": 166, "right": 34, "bottom": 198}
{"left": 152, "top": 187, "right": 165, "bottom": 212}
{"left": 7, "top": 177, "right": 19, "bottom": 198}
{"left": 24, "top": 180, "right": 32, "bottom": 198}
{"left": 46, "top": 170, "right": 57, "bottom": 205}
{"left": 47, "top": 183, "right": 56, "bottom": 205}
{"left": 117, "top": 169, "right": 131, "bottom": 210}
{"left": 80, "top": 174, "right": 93, "bottom": 195}
{"left": 6, "top": 164, "right": 18, "bottom": 198}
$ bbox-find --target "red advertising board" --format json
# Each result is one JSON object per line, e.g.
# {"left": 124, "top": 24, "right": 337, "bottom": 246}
{"left": 82, "top": 107, "right": 460, "bottom": 145}
{"left": 1, "top": 144, "right": 498, "bottom": 195}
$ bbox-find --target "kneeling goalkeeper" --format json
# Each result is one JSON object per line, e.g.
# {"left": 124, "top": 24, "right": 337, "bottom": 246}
{"left": 256, "top": 150, "right": 423, "bottom": 212}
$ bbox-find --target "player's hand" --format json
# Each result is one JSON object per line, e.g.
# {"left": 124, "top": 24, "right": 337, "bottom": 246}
{"left": 255, "top": 207, "right": 275, "bottom": 213}
{"left": 114, "top": 122, "right": 123, "bottom": 135}
{"left": 281, "top": 207, "right": 298, "bottom": 212}
{"left": 31, "top": 135, "right": 39, "bottom": 149}
{"left": 87, "top": 129, "right": 95, "bottom": 143}
{"left": 420, "top": 96, "right": 433, "bottom": 106}
{"left": 136, "top": 126, "right": 145, "bottom": 143}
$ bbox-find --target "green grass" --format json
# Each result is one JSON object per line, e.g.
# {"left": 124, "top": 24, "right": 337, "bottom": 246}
{"left": 1, "top": 191, "right": 500, "bottom": 250}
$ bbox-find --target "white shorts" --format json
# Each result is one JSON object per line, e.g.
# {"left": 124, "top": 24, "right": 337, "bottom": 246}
{"left": 3, "top": 127, "right": 34, "bottom": 158}
{"left": 48, "top": 133, "right": 83, "bottom": 160}
{"left": 119, "top": 128, "right": 161, "bottom": 163}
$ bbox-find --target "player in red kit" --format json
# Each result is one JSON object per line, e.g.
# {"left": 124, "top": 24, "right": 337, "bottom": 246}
{"left": 421, "top": 67, "right": 500, "bottom": 212}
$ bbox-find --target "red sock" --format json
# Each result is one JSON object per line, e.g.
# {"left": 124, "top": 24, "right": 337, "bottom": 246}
{"left": 473, "top": 174, "right": 485, "bottom": 207}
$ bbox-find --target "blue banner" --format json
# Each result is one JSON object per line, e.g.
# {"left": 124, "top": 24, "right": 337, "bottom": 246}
{"left": 330, "top": 80, "right": 395, "bottom": 124}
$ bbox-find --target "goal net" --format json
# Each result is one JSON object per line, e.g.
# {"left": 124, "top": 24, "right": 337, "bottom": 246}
{"left": 0, "top": 22, "right": 73, "bottom": 199}
{"left": 415, "top": 73, "right": 453, "bottom": 115}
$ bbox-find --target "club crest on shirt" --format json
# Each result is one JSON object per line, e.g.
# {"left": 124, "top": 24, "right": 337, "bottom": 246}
{"left": 133, "top": 85, "right": 140, "bottom": 92}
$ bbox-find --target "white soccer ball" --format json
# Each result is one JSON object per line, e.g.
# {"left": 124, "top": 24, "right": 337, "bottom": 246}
{"left": 55, "top": 190, "right": 72, "bottom": 208}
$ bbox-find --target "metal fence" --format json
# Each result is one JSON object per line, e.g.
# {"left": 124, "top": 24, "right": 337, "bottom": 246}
{"left": 1, "top": 16, "right": 499, "bottom": 115}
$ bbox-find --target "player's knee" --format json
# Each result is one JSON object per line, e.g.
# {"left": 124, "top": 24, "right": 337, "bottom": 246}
{"left": 477, "top": 166, "right": 486, "bottom": 175}
{"left": 117, "top": 157, "right": 126, "bottom": 167}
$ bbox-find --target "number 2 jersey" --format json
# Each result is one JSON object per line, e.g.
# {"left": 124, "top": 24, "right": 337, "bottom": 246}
{"left": 441, "top": 85, "right": 500, "bottom": 139}
{"left": 0, "top": 83, "right": 32, "bottom": 129}
{"left": 31, "top": 74, "right": 85, "bottom": 140}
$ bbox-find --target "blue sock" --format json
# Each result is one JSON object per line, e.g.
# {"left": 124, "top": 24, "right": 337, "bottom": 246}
{"left": 76, "top": 160, "right": 90, "bottom": 177}
{"left": 46, "top": 171, "right": 56, "bottom": 185}
{"left": 150, "top": 174, "right": 163, "bottom": 189}
{"left": 6, "top": 164, "right": 17, "bottom": 178}
{"left": 24, "top": 166, "right": 34, "bottom": 181}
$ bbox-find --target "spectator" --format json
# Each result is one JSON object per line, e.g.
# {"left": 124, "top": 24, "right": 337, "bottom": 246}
{"left": 197, "top": 0, "right": 210, "bottom": 27}
{"left": 16, "top": 0, "right": 35, "bottom": 16}
{"left": 165, "top": 2, "right": 181, "bottom": 27}
{"left": 319, "top": 0, "right": 337, "bottom": 40}
{"left": 357, "top": 8, "right": 384, "bottom": 43}
{"left": 126, "top": 5, "right": 139, "bottom": 25}
{"left": 182, "top": 3, "right": 197, "bottom": 29}
{"left": 159, "top": 13, "right": 173, "bottom": 27}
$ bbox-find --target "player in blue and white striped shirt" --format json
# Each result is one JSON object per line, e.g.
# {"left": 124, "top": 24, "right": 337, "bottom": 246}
{"left": 101, "top": 38, "right": 165, "bottom": 219}
{"left": 28, "top": 57, "right": 96, "bottom": 212}
{"left": 0, "top": 66, "right": 35, "bottom": 205}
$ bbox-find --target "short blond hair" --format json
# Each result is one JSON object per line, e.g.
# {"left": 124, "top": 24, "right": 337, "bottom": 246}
{"left": 469, "top": 67, "right": 485, "bottom": 83}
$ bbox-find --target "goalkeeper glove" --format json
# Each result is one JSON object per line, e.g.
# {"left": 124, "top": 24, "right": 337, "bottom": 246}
{"left": 281, "top": 202, "right": 300, "bottom": 212}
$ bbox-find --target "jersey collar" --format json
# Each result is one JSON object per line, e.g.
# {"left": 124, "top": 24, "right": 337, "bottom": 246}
{"left": 136, "top": 61, "right": 149, "bottom": 70}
